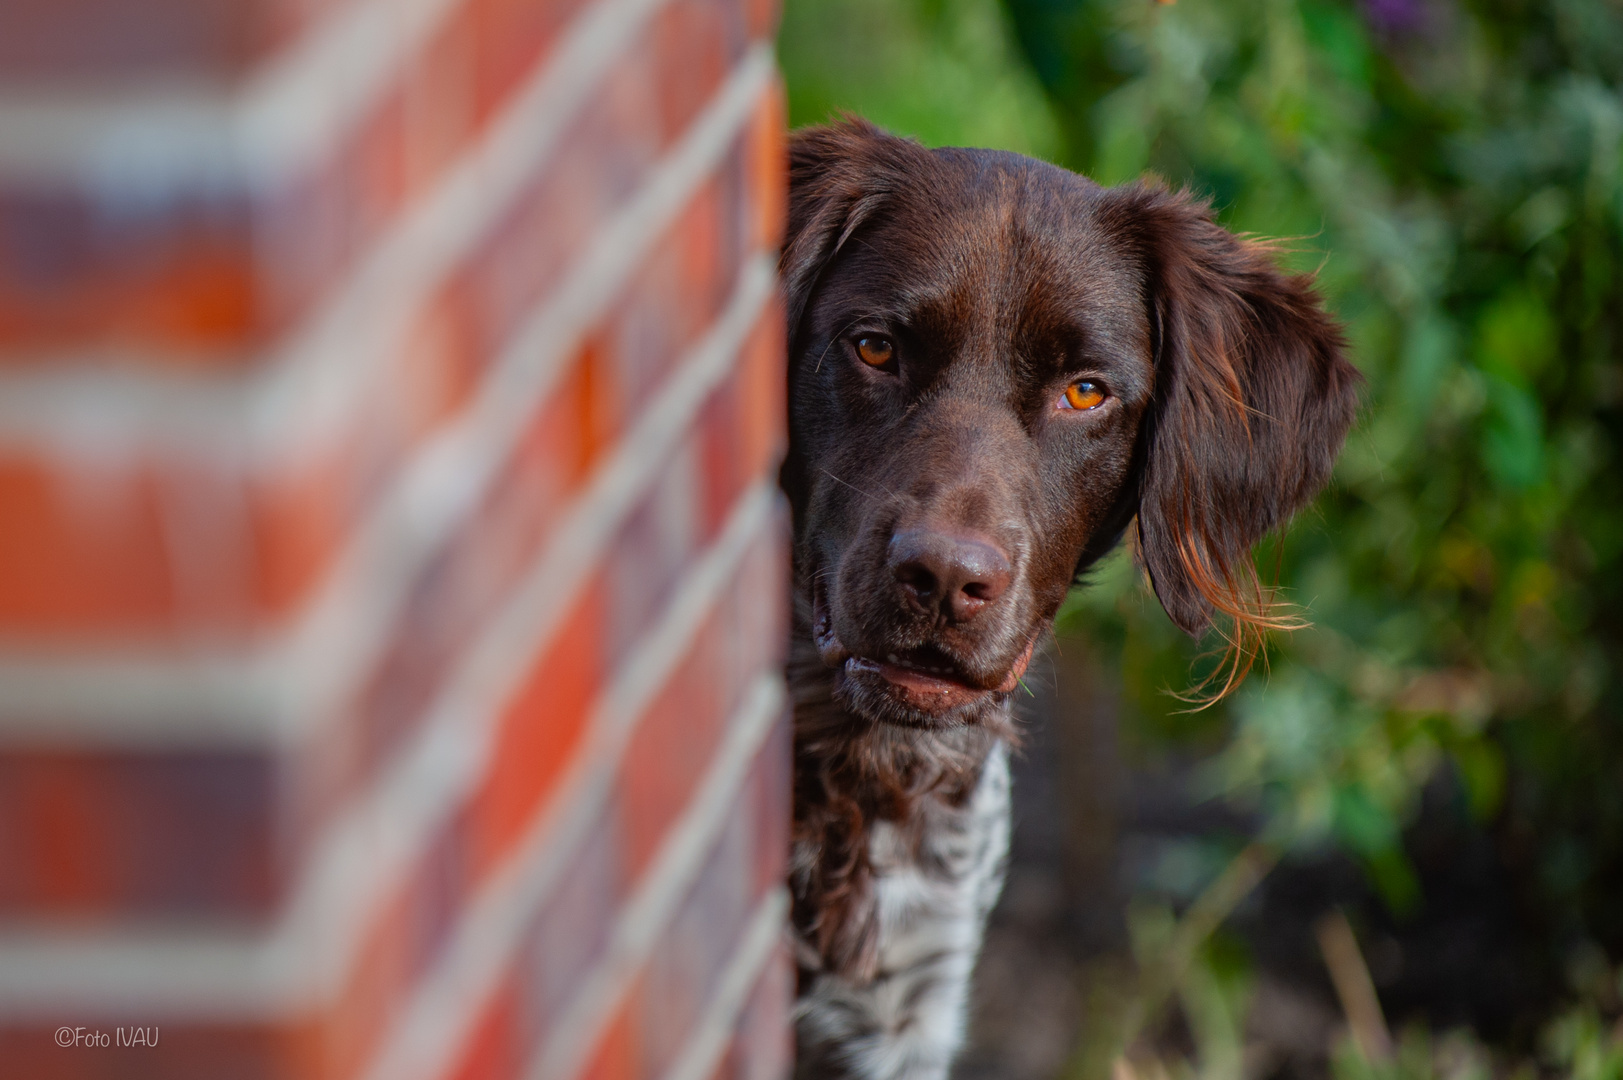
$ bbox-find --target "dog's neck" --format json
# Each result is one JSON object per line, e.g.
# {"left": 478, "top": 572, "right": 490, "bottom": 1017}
{"left": 785, "top": 603, "right": 1014, "bottom": 981}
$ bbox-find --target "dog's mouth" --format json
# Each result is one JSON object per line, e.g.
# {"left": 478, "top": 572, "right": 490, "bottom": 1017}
{"left": 847, "top": 646, "right": 1000, "bottom": 710}
{"left": 813, "top": 582, "right": 1037, "bottom": 719}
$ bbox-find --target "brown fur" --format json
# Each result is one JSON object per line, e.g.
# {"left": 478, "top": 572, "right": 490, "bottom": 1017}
{"left": 780, "top": 118, "right": 1360, "bottom": 984}
{"left": 787, "top": 621, "right": 1016, "bottom": 982}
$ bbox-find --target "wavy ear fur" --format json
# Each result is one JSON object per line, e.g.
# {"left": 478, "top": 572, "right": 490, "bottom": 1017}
{"left": 779, "top": 118, "right": 925, "bottom": 515}
{"left": 1100, "top": 184, "right": 1361, "bottom": 673}
{"left": 781, "top": 119, "right": 927, "bottom": 981}
{"left": 780, "top": 117, "right": 931, "bottom": 340}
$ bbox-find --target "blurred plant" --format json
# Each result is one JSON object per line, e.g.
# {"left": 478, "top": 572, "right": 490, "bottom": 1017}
{"left": 778, "top": 0, "right": 1061, "bottom": 156}
{"left": 779, "top": 0, "right": 1623, "bottom": 1066}
{"left": 1035, "top": 0, "right": 1623, "bottom": 961}
{"left": 1083, "top": 893, "right": 1623, "bottom": 1080}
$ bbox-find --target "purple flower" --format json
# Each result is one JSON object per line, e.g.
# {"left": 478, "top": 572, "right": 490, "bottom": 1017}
{"left": 1364, "top": 0, "right": 1425, "bottom": 33}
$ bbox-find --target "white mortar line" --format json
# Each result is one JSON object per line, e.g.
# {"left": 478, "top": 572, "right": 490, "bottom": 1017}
{"left": 0, "top": 0, "right": 454, "bottom": 189}
{"left": 0, "top": 655, "right": 274, "bottom": 743}
{"left": 308, "top": 478, "right": 780, "bottom": 1028}
{"left": 364, "top": 668, "right": 787, "bottom": 1080}
{"left": 658, "top": 887, "right": 790, "bottom": 1080}
{"left": 529, "top": 678, "right": 786, "bottom": 1080}
{"left": 0, "top": 398, "right": 777, "bottom": 1017}
{"left": 0, "top": 0, "right": 683, "bottom": 453}
{"left": 0, "top": 54, "right": 776, "bottom": 751}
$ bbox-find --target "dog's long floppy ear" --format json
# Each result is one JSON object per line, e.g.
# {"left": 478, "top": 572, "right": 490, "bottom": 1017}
{"left": 780, "top": 118, "right": 923, "bottom": 514}
{"left": 1100, "top": 184, "right": 1361, "bottom": 656}
{"left": 781, "top": 118, "right": 920, "bottom": 340}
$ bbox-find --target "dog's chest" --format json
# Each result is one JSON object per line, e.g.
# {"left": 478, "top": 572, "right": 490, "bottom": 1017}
{"left": 795, "top": 741, "right": 1011, "bottom": 1080}
{"left": 868, "top": 740, "right": 1012, "bottom": 969}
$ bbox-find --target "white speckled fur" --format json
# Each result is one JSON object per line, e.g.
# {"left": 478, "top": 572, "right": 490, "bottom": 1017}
{"left": 795, "top": 740, "right": 1011, "bottom": 1080}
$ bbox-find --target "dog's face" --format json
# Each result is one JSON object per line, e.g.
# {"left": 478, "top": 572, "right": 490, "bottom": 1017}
{"left": 781, "top": 121, "right": 1359, "bottom": 729}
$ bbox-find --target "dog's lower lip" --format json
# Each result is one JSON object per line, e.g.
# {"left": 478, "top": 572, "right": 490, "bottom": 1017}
{"left": 858, "top": 657, "right": 975, "bottom": 688}
{"left": 844, "top": 631, "right": 1041, "bottom": 714}
{"left": 994, "top": 635, "right": 1038, "bottom": 693}
{"left": 845, "top": 656, "right": 987, "bottom": 712}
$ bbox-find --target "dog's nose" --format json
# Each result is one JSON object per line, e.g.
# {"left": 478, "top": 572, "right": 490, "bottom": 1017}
{"left": 888, "top": 529, "right": 1012, "bottom": 622}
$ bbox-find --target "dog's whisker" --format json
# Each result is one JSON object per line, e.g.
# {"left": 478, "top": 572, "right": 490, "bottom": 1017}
{"left": 819, "top": 467, "right": 889, "bottom": 505}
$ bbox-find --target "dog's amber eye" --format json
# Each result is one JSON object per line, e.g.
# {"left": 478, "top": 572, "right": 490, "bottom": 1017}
{"left": 1063, "top": 381, "right": 1106, "bottom": 410}
{"left": 856, "top": 335, "right": 894, "bottom": 368}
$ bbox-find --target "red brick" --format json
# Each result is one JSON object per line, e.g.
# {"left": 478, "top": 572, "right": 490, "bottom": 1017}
{"left": 747, "top": 78, "right": 789, "bottom": 256}
{"left": 732, "top": 945, "right": 794, "bottom": 1080}
{"left": 378, "top": 538, "right": 781, "bottom": 1075}
{"left": 471, "top": 0, "right": 593, "bottom": 124}
{"left": 0, "top": 462, "right": 187, "bottom": 637}
{"left": 750, "top": 704, "right": 793, "bottom": 897}
{"left": 401, "top": 6, "right": 484, "bottom": 199}
{"left": 637, "top": 806, "right": 755, "bottom": 1076}
{"left": 517, "top": 807, "right": 627, "bottom": 1045}
{"left": 0, "top": 0, "right": 589, "bottom": 361}
{"left": 444, "top": 2, "right": 750, "bottom": 374}
{"left": 0, "top": 1, "right": 772, "bottom": 365}
{"left": 743, "top": 0, "right": 781, "bottom": 44}
{"left": 577, "top": 998, "right": 642, "bottom": 1080}
{"left": 448, "top": 974, "right": 523, "bottom": 1080}
{"left": 0, "top": 749, "right": 276, "bottom": 918}
{"left": 698, "top": 942, "right": 793, "bottom": 1080}
{"left": 0, "top": 194, "right": 775, "bottom": 925}
{"left": 324, "top": 881, "right": 422, "bottom": 1079}
{"left": 618, "top": 526, "right": 784, "bottom": 875}
{"left": 0, "top": 3, "right": 790, "bottom": 1074}
{"left": 648, "top": 0, "right": 738, "bottom": 146}
{"left": 0, "top": 134, "right": 763, "bottom": 642}
{"left": 618, "top": 608, "right": 731, "bottom": 875}
{"left": 470, "top": 574, "right": 606, "bottom": 881}
{"left": 696, "top": 307, "right": 787, "bottom": 539}
{"left": 0, "top": 1020, "right": 302, "bottom": 1080}
{"left": 0, "top": 0, "right": 343, "bottom": 79}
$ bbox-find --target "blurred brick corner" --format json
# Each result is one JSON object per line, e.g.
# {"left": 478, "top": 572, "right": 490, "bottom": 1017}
{"left": 0, "top": 0, "right": 793, "bottom": 1076}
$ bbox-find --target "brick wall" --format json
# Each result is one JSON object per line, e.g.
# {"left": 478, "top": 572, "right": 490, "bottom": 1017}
{"left": 0, "top": 0, "right": 792, "bottom": 1076}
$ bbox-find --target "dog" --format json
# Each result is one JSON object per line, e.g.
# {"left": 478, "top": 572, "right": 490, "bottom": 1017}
{"left": 778, "top": 118, "right": 1360, "bottom": 1080}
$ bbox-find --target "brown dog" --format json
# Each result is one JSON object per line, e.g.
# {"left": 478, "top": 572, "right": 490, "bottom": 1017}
{"left": 779, "top": 119, "right": 1359, "bottom": 1080}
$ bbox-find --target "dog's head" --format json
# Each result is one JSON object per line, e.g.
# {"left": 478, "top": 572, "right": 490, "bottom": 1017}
{"left": 781, "top": 119, "right": 1360, "bottom": 728}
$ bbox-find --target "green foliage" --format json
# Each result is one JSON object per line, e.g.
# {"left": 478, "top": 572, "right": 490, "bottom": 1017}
{"left": 777, "top": 0, "right": 1061, "bottom": 156}
{"left": 1095, "top": 897, "right": 1623, "bottom": 1080}
{"left": 778, "top": 0, "right": 1623, "bottom": 1058}
{"left": 1029, "top": 0, "right": 1623, "bottom": 960}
